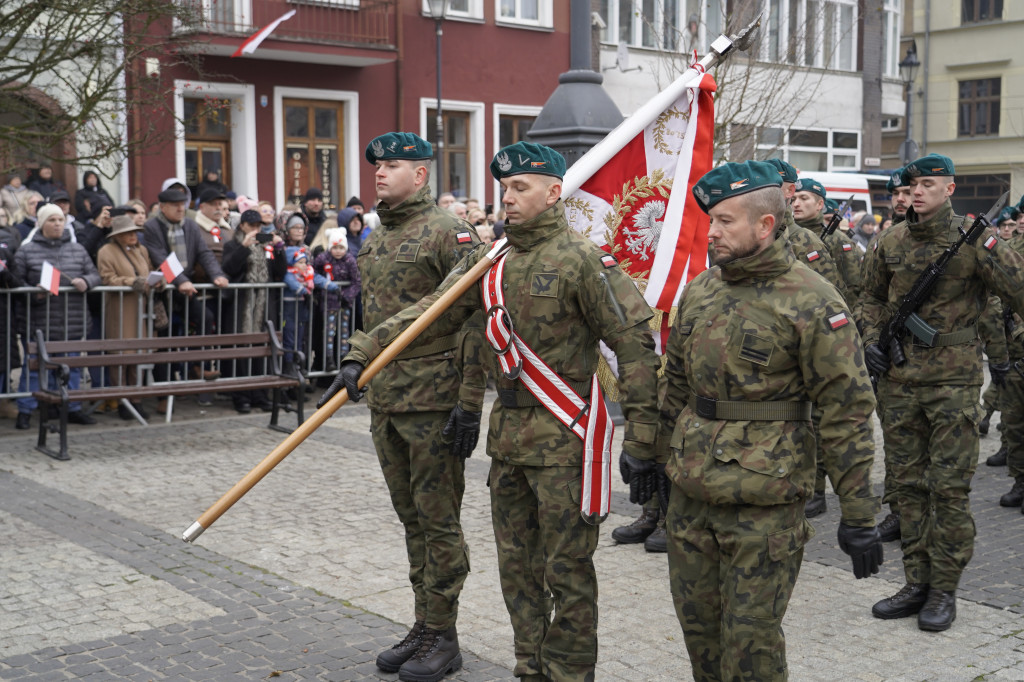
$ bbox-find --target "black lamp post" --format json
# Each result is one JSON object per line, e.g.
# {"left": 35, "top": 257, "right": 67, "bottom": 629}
{"left": 898, "top": 43, "right": 921, "bottom": 165}
{"left": 426, "top": 0, "right": 450, "bottom": 199}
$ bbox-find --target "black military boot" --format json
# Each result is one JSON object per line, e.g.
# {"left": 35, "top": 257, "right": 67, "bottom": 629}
{"left": 999, "top": 479, "right": 1024, "bottom": 507}
{"left": 376, "top": 620, "right": 425, "bottom": 672}
{"left": 611, "top": 507, "right": 659, "bottom": 544}
{"left": 876, "top": 511, "right": 901, "bottom": 542}
{"left": 804, "top": 492, "right": 827, "bottom": 518}
{"left": 871, "top": 583, "right": 929, "bottom": 619}
{"left": 644, "top": 518, "right": 667, "bottom": 553}
{"left": 986, "top": 446, "right": 1008, "bottom": 466}
{"left": 918, "top": 588, "right": 956, "bottom": 632}
{"left": 398, "top": 626, "right": 462, "bottom": 682}
{"left": 978, "top": 407, "right": 994, "bottom": 435}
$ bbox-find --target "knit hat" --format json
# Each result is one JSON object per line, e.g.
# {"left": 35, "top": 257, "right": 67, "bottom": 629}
{"left": 346, "top": 196, "right": 364, "bottom": 209}
{"left": 326, "top": 228, "right": 347, "bottom": 249}
{"left": 303, "top": 187, "right": 323, "bottom": 202}
{"left": 691, "top": 161, "right": 782, "bottom": 213}
{"left": 36, "top": 203, "right": 64, "bottom": 227}
{"left": 286, "top": 246, "right": 308, "bottom": 265}
{"left": 239, "top": 209, "right": 262, "bottom": 225}
{"left": 236, "top": 195, "right": 259, "bottom": 213}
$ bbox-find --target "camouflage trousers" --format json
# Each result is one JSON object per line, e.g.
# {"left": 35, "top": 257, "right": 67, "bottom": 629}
{"left": 666, "top": 492, "right": 811, "bottom": 682}
{"left": 371, "top": 411, "right": 469, "bottom": 630}
{"left": 812, "top": 409, "right": 827, "bottom": 496}
{"left": 999, "top": 363, "right": 1024, "bottom": 480}
{"left": 873, "top": 378, "right": 898, "bottom": 514}
{"left": 879, "top": 382, "right": 983, "bottom": 591}
{"left": 488, "top": 460, "right": 598, "bottom": 682}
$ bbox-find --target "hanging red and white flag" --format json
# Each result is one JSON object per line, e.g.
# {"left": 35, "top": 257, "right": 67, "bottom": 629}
{"left": 231, "top": 10, "right": 296, "bottom": 58}
{"left": 563, "top": 71, "right": 717, "bottom": 315}
{"left": 38, "top": 261, "right": 61, "bottom": 295}
{"left": 160, "top": 253, "right": 185, "bottom": 283}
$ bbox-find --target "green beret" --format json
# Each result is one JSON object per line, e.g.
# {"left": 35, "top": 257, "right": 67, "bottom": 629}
{"left": 1016, "top": 194, "right": 1024, "bottom": 212}
{"left": 365, "top": 132, "right": 433, "bottom": 165}
{"left": 794, "top": 177, "right": 827, "bottom": 200}
{"left": 824, "top": 198, "right": 840, "bottom": 214}
{"left": 692, "top": 160, "right": 782, "bottom": 213}
{"left": 490, "top": 142, "right": 566, "bottom": 180}
{"left": 998, "top": 207, "right": 1021, "bottom": 225}
{"left": 902, "top": 153, "right": 955, "bottom": 182}
{"left": 765, "top": 158, "right": 798, "bottom": 183}
{"left": 886, "top": 167, "right": 908, "bottom": 192}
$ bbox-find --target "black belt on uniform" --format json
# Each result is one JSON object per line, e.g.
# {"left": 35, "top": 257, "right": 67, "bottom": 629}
{"left": 498, "top": 380, "right": 592, "bottom": 408}
{"left": 692, "top": 393, "right": 813, "bottom": 421}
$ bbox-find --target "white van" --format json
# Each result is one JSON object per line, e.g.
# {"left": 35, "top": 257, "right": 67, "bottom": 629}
{"left": 796, "top": 171, "right": 889, "bottom": 216}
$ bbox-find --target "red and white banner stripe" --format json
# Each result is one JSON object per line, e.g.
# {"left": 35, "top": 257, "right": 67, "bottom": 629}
{"left": 160, "top": 253, "right": 184, "bottom": 283}
{"left": 38, "top": 261, "right": 61, "bottom": 295}
{"left": 482, "top": 250, "right": 615, "bottom": 518}
{"left": 232, "top": 10, "right": 296, "bottom": 58}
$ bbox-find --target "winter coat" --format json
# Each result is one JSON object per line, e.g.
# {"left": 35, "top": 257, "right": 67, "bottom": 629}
{"left": 313, "top": 251, "right": 360, "bottom": 309}
{"left": 0, "top": 242, "right": 24, "bottom": 373}
{"left": 97, "top": 240, "right": 155, "bottom": 341}
{"left": 12, "top": 229, "right": 100, "bottom": 341}
{"left": 141, "top": 214, "right": 225, "bottom": 286}
{"left": 73, "top": 172, "right": 114, "bottom": 221}
{"left": 0, "top": 184, "right": 27, "bottom": 223}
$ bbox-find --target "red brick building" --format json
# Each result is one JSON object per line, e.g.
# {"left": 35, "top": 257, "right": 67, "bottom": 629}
{"left": 130, "top": 0, "right": 570, "bottom": 210}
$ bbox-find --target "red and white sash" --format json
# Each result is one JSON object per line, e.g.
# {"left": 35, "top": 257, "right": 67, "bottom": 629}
{"left": 481, "top": 241, "right": 615, "bottom": 519}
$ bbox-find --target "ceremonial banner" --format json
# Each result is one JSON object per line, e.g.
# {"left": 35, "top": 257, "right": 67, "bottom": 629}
{"left": 564, "top": 72, "right": 717, "bottom": 315}
{"left": 38, "top": 261, "right": 61, "bottom": 295}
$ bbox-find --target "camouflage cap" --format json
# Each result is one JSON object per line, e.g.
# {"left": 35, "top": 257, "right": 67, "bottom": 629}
{"left": 365, "top": 132, "right": 433, "bottom": 165}
{"left": 794, "top": 177, "right": 827, "bottom": 200}
{"left": 765, "top": 158, "right": 798, "bottom": 183}
{"left": 490, "top": 142, "right": 566, "bottom": 180}
{"left": 886, "top": 167, "right": 908, "bottom": 192}
{"left": 902, "top": 153, "right": 955, "bottom": 182}
{"left": 692, "top": 160, "right": 782, "bottom": 213}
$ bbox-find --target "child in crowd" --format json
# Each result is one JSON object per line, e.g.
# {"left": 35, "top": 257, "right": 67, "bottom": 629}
{"left": 313, "top": 229, "right": 361, "bottom": 371}
{"left": 282, "top": 246, "right": 327, "bottom": 376}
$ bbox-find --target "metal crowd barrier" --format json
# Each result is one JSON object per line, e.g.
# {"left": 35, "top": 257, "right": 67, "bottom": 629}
{"left": 0, "top": 282, "right": 355, "bottom": 401}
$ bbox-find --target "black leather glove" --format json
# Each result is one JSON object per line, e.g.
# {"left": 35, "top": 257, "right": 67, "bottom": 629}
{"left": 864, "top": 343, "right": 891, "bottom": 377}
{"left": 619, "top": 452, "right": 657, "bottom": 505}
{"left": 316, "top": 360, "right": 366, "bottom": 408}
{"left": 990, "top": 361, "right": 1011, "bottom": 388}
{"left": 837, "top": 522, "right": 884, "bottom": 579}
{"left": 442, "top": 405, "right": 481, "bottom": 460}
{"left": 656, "top": 462, "right": 671, "bottom": 515}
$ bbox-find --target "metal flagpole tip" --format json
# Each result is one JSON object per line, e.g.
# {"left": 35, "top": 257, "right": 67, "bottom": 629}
{"left": 182, "top": 521, "right": 206, "bottom": 543}
{"left": 730, "top": 9, "right": 765, "bottom": 53}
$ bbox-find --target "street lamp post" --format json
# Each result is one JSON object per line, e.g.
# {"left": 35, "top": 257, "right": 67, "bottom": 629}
{"left": 898, "top": 43, "right": 921, "bottom": 165}
{"left": 426, "top": 0, "right": 450, "bottom": 200}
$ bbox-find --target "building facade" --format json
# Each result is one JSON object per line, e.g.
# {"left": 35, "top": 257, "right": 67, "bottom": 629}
{"left": 129, "top": 0, "right": 571, "bottom": 210}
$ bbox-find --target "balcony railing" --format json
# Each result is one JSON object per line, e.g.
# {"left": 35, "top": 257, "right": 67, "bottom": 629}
{"left": 177, "top": 0, "right": 396, "bottom": 49}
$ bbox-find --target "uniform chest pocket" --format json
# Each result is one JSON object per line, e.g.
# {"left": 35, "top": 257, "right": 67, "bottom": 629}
{"left": 395, "top": 242, "right": 421, "bottom": 263}
{"left": 726, "top": 311, "right": 793, "bottom": 374}
{"left": 530, "top": 270, "right": 559, "bottom": 297}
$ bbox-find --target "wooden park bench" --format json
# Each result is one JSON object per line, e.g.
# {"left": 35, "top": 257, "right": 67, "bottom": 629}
{"left": 28, "top": 321, "right": 306, "bottom": 460}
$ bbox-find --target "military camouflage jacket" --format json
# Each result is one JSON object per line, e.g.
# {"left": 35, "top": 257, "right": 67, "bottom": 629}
{"left": 861, "top": 200, "right": 1024, "bottom": 386}
{"left": 657, "top": 236, "right": 879, "bottom": 526}
{"left": 356, "top": 185, "right": 486, "bottom": 413}
{"left": 346, "top": 200, "right": 661, "bottom": 467}
{"left": 779, "top": 207, "right": 849, "bottom": 304}
{"left": 798, "top": 211, "right": 863, "bottom": 305}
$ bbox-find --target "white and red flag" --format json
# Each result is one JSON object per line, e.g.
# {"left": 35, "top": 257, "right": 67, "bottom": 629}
{"left": 38, "top": 261, "right": 61, "bottom": 295}
{"left": 160, "top": 253, "right": 184, "bottom": 283}
{"left": 231, "top": 10, "right": 296, "bottom": 58}
{"left": 563, "top": 68, "right": 717, "bottom": 354}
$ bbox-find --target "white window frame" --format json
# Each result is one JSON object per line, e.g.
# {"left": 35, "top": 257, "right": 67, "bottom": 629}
{"left": 174, "top": 80, "right": 257, "bottom": 198}
{"left": 495, "top": 0, "right": 553, "bottom": 28}
{"left": 492, "top": 103, "right": 543, "bottom": 206}
{"left": 421, "top": 0, "right": 484, "bottom": 22}
{"left": 273, "top": 86, "right": 360, "bottom": 210}
{"left": 756, "top": 0, "right": 858, "bottom": 72}
{"left": 295, "top": 0, "right": 359, "bottom": 8}
{"left": 419, "top": 98, "right": 485, "bottom": 202}
{"left": 754, "top": 126, "right": 861, "bottom": 173}
{"left": 882, "top": 0, "right": 902, "bottom": 78}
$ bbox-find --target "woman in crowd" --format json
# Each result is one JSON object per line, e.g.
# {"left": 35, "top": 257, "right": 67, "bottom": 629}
{"left": 1, "top": 173, "right": 28, "bottom": 223}
{"left": 221, "top": 209, "right": 287, "bottom": 413}
{"left": 96, "top": 215, "right": 159, "bottom": 420}
{"left": 74, "top": 171, "right": 114, "bottom": 222}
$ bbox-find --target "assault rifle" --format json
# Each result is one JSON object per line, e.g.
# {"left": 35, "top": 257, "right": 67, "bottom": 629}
{"left": 820, "top": 195, "right": 855, "bottom": 240}
{"left": 870, "top": 192, "right": 1009, "bottom": 390}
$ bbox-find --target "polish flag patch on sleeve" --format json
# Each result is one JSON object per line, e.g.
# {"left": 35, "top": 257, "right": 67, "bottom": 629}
{"left": 842, "top": 243, "right": 853, "bottom": 251}
{"left": 807, "top": 250, "right": 820, "bottom": 262}
{"left": 456, "top": 231, "right": 472, "bottom": 244}
{"left": 984, "top": 235, "right": 998, "bottom": 251}
{"left": 828, "top": 312, "right": 850, "bottom": 330}
{"left": 600, "top": 254, "right": 617, "bottom": 268}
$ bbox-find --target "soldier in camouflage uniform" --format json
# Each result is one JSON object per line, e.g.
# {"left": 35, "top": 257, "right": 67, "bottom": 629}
{"left": 318, "top": 132, "right": 486, "bottom": 682}
{"left": 790, "top": 176, "right": 865, "bottom": 518}
{"left": 862, "top": 154, "right": 1024, "bottom": 632}
{"left": 335, "top": 142, "right": 661, "bottom": 682}
{"left": 659, "top": 161, "right": 882, "bottom": 682}
{"left": 993, "top": 228, "right": 1024, "bottom": 506}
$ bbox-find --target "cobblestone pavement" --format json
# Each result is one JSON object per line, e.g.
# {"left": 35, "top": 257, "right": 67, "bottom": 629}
{"left": 1, "top": 387, "right": 1023, "bottom": 681}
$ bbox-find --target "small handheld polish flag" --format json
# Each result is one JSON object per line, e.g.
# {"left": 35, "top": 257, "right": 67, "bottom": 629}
{"left": 39, "top": 261, "right": 61, "bottom": 295}
{"left": 160, "top": 253, "right": 185, "bottom": 283}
